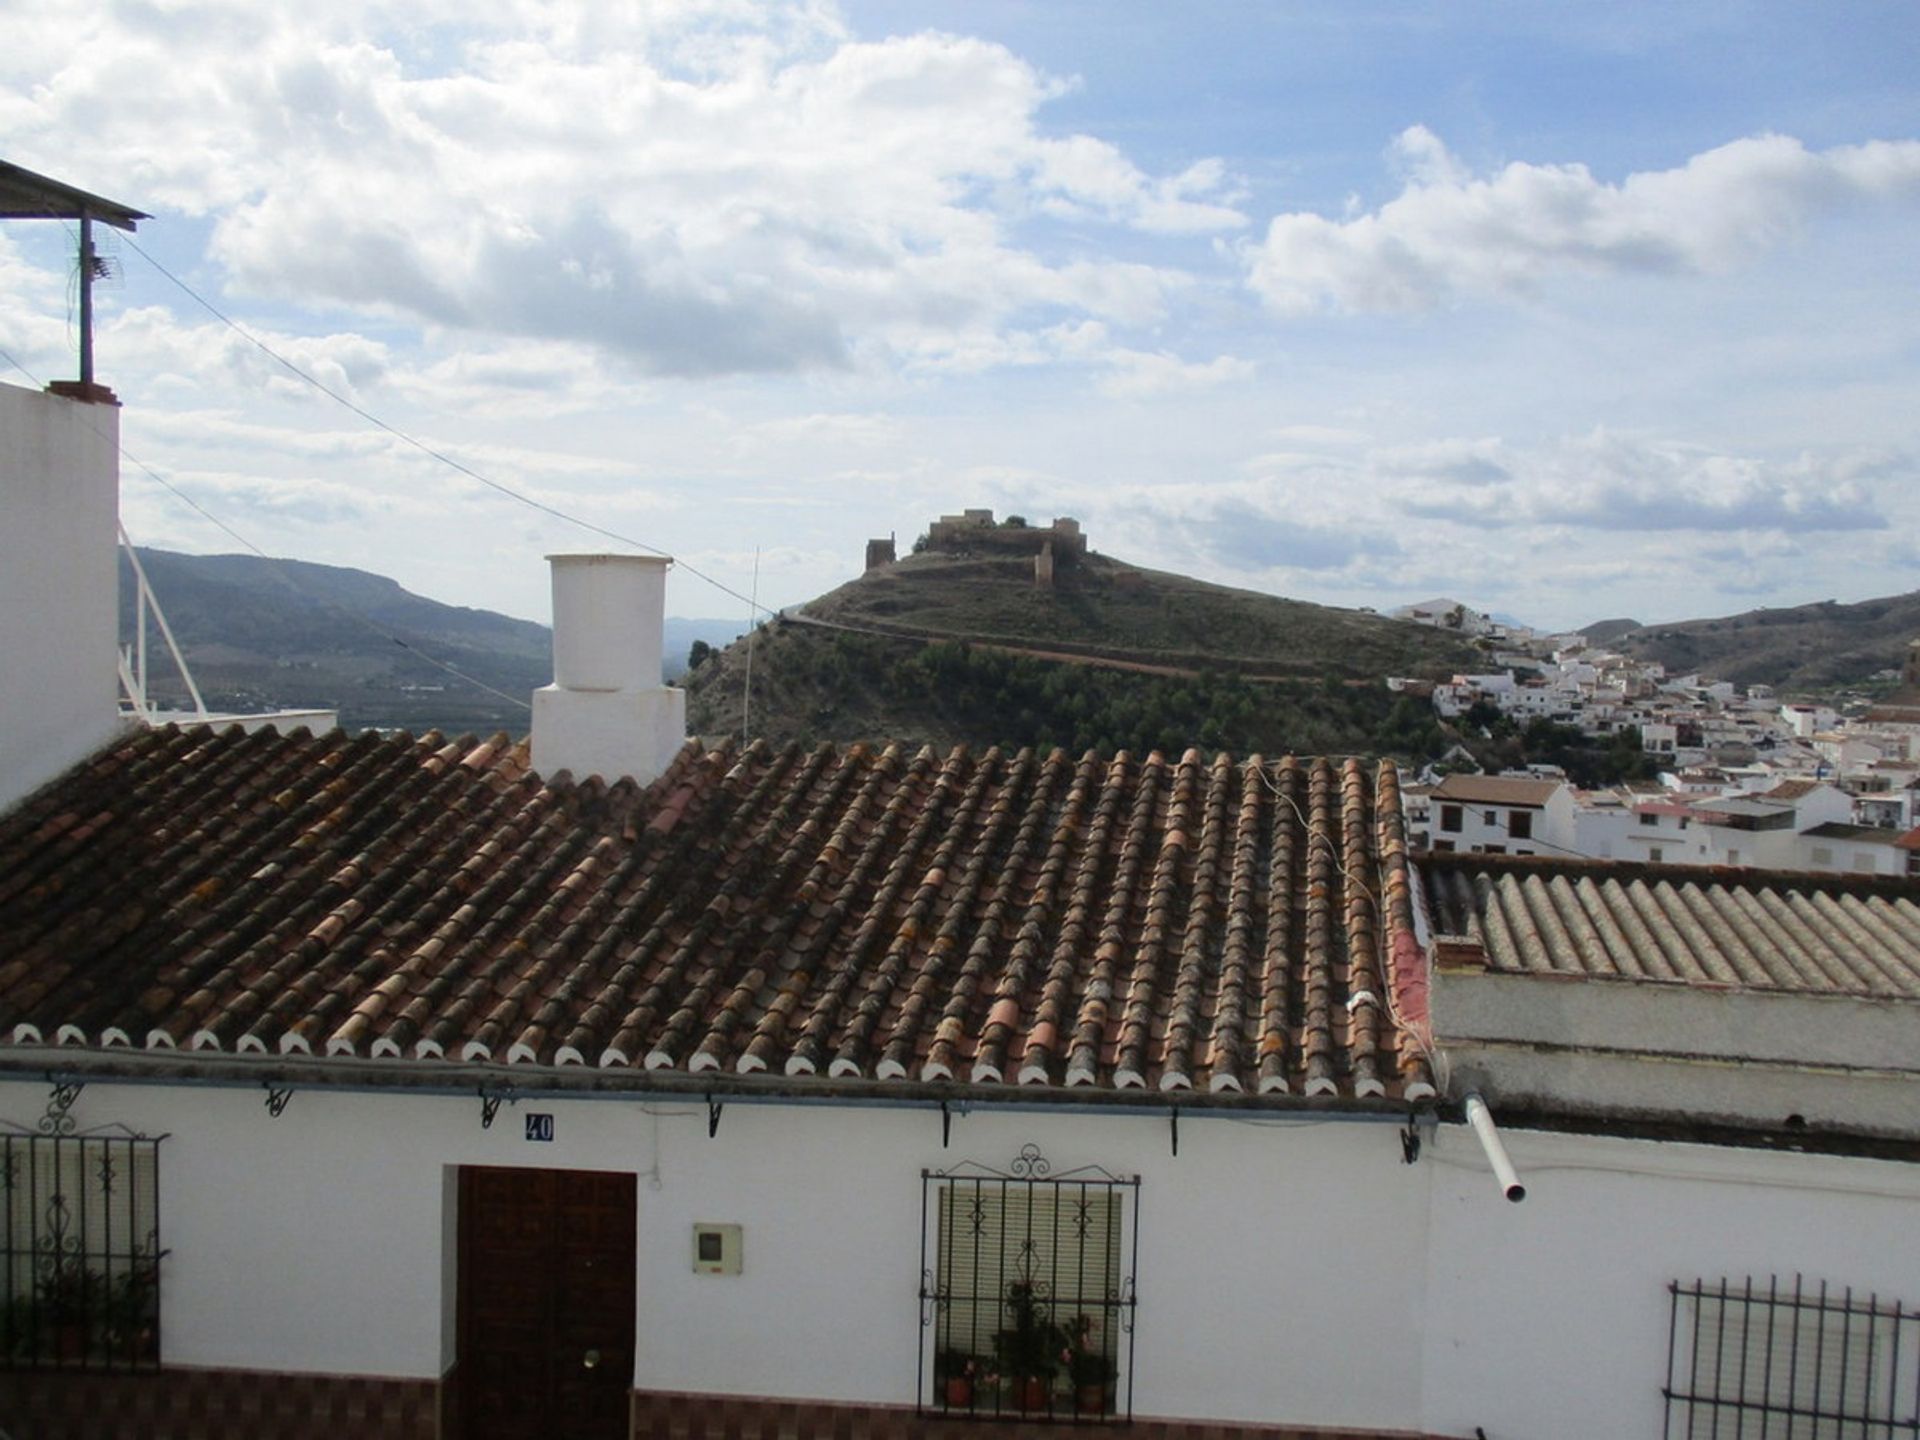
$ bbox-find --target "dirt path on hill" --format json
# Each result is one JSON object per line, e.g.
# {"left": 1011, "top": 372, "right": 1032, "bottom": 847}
{"left": 778, "top": 609, "right": 1332, "bottom": 685}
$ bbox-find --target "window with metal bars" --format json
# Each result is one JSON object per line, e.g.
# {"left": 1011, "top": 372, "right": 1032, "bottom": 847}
{"left": 1, "top": 1126, "right": 167, "bottom": 1372}
{"left": 1664, "top": 1275, "right": 1920, "bottom": 1439}
{"left": 919, "top": 1145, "right": 1139, "bottom": 1424}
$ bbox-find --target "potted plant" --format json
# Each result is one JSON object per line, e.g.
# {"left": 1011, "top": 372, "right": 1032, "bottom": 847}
{"left": 1065, "top": 1314, "right": 1118, "bottom": 1414}
{"left": 934, "top": 1348, "right": 979, "bottom": 1408}
{"left": 992, "top": 1280, "right": 1065, "bottom": 1411}
{"left": 104, "top": 1264, "right": 159, "bottom": 1363}
{"left": 37, "top": 1259, "right": 101, "bottom": 1363}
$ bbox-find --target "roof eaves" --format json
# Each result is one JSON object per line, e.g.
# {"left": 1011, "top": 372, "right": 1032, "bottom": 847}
{"left": 0, "top": 159, "right": 148, "bottom": 230}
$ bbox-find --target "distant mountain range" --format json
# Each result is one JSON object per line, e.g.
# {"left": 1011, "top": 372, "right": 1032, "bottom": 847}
{"left": 1601, "top": 591, "right": 1920, "bottom": 690}
{"left": 120, "top": 549, "right": 742, "bottom": 734}
{"left": 124, "top": 547, "right": 1916, "bottom": 746}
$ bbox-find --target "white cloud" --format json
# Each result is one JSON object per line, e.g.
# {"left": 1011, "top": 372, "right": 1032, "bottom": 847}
{"left": 1247, "top": 128, "right": 1920, "bottom": 315}
{"left": 1391, "top": 430, "right": 1893, "bottom": 533}
{"left": 107, "top": 306, "right": 392, "bottom": 402}
{"left": 5, "top": 5, "right": 1241, "bottom": 377}
{"left": 1094, "top": 348, "right": 1254, "bottom": 399}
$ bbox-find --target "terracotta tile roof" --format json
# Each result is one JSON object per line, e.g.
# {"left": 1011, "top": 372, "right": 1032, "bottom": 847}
{"left": 1760, "top": 779, "right": 1826, "bottom": 801}
{"left": 0, "top": 725, "right": 1434, "bottom": 1101}
{"left": 1800, "top": 822, "right": 1904, "bottom": 845}
{"left": 1428, "top": 775, "right": 1563, "bottom": 808}
{"left": 1419, "top": 854, "right": 1920, "bottom": 1000}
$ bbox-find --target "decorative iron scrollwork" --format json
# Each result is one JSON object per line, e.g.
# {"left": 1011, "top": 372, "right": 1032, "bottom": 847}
{"left": 39, "top": 1080, "right": 83, "bottom": 1136}
{"left": 918, "top": 1266, "right": 951, "bottom": 1326}
{"left": 1008, "top": 1142, "right": 1050, "bottom": 1179}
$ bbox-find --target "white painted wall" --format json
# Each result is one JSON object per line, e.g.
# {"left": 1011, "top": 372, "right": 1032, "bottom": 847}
{"left": 1423, "top": 1125, "right": 1920, "bottom": 1440}
{"left": 5, "top": 1078, "right": 1917, "bottom": 1440}
{"left": 0, "top": 382, "right": 125, "bottom": 814}
{"left": 0, "top": 1080, "right": 1428, "bottom": 1429}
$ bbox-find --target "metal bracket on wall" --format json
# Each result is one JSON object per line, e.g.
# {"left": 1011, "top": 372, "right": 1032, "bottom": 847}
{"left": 263, "top": 1084, "right": 294, "bottom": 1118}
{"left": 39, "top": 1077, "right": 83, "bottom": 1136}
{"left": 706, "top": 1095, "right": 723, "bottom": 1138}
{"left": 1168, "top": 1105, "right": 1179, "bottom": 1158}
{"left": 478, "top": 1084, "right": 514, "bottom": 1130}
{"left": 940, "top": 1099, "right": 952, "bottom": 1149}
{"left": 1401, "top": 1109, "right": 1437, "bottom": 1165}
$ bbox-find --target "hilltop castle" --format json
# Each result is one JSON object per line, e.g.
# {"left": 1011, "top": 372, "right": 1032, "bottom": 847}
{"left": 866, "top": 509, "right": 1085, "bottom": 588}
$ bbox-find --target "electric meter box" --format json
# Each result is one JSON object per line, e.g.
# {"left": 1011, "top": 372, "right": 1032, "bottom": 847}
{"left": 692, "top": 1222, "right": 742, "bottom": 1275}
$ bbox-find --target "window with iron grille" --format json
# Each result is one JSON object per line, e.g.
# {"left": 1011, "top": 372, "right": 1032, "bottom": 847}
{"left": 919, "top": 1145, "right": 1139, "bottom": 1424}
{"left": 1, "top": 1119, "right": 167, "bottom": 1372}
{"left": 1664, "top": 1275, "right": 1920, "bottom": 1439}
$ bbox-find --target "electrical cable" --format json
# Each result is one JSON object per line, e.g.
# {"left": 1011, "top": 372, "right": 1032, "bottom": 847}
{"left": 1255, "top": 761, "right": 1446, "bottom": 1087}
{"left": 0, "top": 342, "right": 531, "bottom": 713}
{"left": 117, "top": 233, "right": 762, "bottom": 613}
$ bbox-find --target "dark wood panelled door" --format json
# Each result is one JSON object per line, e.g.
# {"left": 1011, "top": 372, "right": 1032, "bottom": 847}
{"left": 458, "top": 1167, "right": 636, "bottom": 1440}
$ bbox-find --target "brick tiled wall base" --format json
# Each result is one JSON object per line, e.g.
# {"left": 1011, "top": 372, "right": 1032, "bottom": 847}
{"left": 0, "top": 1365, "right": 439, "bottom": 1440}
{"left": 630, "top": 1389, "right": 1435, "bottom": 1440}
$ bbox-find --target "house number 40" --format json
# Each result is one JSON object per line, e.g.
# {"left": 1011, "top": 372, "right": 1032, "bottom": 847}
{"left": 525, "top": 1113, "right": 555, "bottom": 1142}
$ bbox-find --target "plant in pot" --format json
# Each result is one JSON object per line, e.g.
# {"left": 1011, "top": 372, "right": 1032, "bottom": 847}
{"left": 104, "top": 1264, "right": 159, "bottom": 1363}
{"left": 934, "top": 1348, "right": 980, "bottom": 1408}
{"left": 1065, "top": 1313, "right": 1118, "bottom": 1414}
{"left": 992, "top": 1280, "right": 1065, "bottom": 1412}
{"left": 37, "top": 1259, "right": 101, "bottom": 1363}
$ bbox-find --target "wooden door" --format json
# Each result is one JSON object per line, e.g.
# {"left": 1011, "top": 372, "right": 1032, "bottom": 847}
{"left": 458, "top": 1166, "right": 636, "bottom": 1440}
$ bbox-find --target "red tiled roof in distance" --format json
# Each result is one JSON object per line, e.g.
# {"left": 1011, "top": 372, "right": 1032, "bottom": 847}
{"left": 0, "top": 725, "right": 1435, "bottom": 1102}
{"left": 1428, "top": 774, "right": 1564, "bottom": 809}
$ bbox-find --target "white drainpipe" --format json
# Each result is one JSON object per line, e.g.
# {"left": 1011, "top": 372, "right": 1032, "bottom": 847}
{"left": 531, "top": 553, "right": 686, "bottom": 787}
{"left": 1464, "top": 1092, "right": 1527, "bottom": 1203}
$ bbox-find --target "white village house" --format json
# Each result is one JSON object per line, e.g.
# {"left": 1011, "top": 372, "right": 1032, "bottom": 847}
{"left": 2, "top": 177, "right": 1920, "bottom": 1440}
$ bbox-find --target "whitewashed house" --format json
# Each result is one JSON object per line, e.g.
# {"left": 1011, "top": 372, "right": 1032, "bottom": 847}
{"left": 3, "top": 344, "right": 1920, "bottom": 1440}
{"left": 1425, "top": 773, "right": 1575, "bottom": 858}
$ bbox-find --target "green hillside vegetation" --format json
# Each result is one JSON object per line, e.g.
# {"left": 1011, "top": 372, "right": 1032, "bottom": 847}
{"left": 802, "top": 551, "right": 1479, "bottom": 677}
{"left": 685, "top": 550, "right": 1483, "bottom": 759}
{"left": 687, "top": 628, "right": 1453, "bottom": 760}
{"left": 1612, "top": 590, "right": 1920, "bottom": 690}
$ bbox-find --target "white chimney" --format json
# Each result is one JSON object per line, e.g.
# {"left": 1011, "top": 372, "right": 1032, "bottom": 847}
{"left": 0, "top": 382, "right": 125, "bottom": 815}
{"left": 531, "top": 553, "right": 686, "bottom": 787}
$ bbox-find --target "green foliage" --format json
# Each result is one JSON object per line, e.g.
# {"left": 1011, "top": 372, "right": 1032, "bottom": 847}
{"left": 687, "top": 639, "right": 715, "bottom": 670}
{"left": 1516, "top": 719, "right": 1658, "bottom": 786}
{"left": 1462, "top": 699, "right": 1509, "bottom": 734}
{"left": 719, "top": 633, "right": 1459, "bottom": 759}
{"left": 994, "top": 1281, "right": 1068, "bottom": 1382}
{"left": 1004, "top": 515, "right": 1028, "bottom": 528}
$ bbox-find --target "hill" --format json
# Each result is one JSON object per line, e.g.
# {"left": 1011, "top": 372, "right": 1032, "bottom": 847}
{"left": 121, "top": 549, "right": 741, "bottom": 733}
{"left": 1607, "top": 591, "right": 1920, "bottom": 690}
{"left": 1578, "top": 617, "right": 1643, "bottom": 645}
{"left": 685, "top": 550, "right": 1480, "bottom": 758}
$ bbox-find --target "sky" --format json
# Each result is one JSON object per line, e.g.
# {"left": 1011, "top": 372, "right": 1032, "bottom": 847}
{"left": 3, "top": 1, "right": 1919, "bottom": 634}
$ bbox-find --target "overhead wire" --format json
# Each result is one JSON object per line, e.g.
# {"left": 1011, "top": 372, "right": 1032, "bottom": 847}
{"left": 116, "top": 232, "right": 763, "bottom": 614}
{"left": 1256, "top": 759, "right": 1448, "bottom": 1088}
{"left": 0, "top": 341, "right": 531, "bottom": 714}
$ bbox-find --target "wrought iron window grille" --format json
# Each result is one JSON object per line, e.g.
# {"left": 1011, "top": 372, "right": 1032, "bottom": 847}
{"left": 918, "top": 1143, "right": 1140, "bottom": 1425}
{"left": 0, "top": 1121, "right": 168, "bottom": 1373}
{"left": 1664, "top": 1274, "right": 1920, "bottom": 1439}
